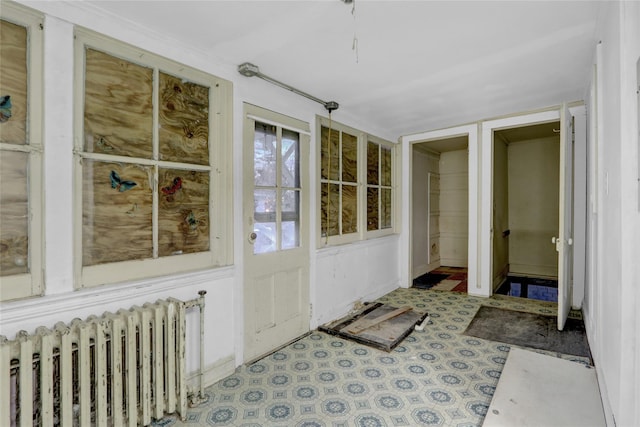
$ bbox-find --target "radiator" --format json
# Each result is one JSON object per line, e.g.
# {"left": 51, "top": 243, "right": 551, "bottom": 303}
{"left": 0, "top": 295, "right": 202, "bottom": 426}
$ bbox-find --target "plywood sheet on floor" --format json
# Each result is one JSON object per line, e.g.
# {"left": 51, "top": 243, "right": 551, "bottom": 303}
{"left": 483, "top": 348, "right": 605, "bottom": 427}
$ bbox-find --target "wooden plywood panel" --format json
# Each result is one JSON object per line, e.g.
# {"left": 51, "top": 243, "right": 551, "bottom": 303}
{"left": 321, "top": 182, "right": 339, "bottom": 237}
{"left": 341, "top": 131, "right": 358, "bottom": 183}
{"left": 158, "top": 168, "right": 210, "bottom": 257}
{"left": 367, "top": 187, "right": 378, "bottom": 231}
{"left": 158, "top": 72, "right": 209, "bottom": 165}
{"left": 342, "top": 184, "right": 357, "bottom": 234}
{"left": 82, "top": 160, "right": 153, "bottom": 266}
{"left": 0, "top": 19, "right": 27, "bottom": 144}
{"left": 84, "top": 49, "right": 153, "bottom": 158}
{"left": 0, "top": 151, "right": 28, "bottom": 275}
{"left": 367, "top": 141, "right": 379, "bottom": 185}
{"left": 320, "top": 126, "right": 339, "bottom": 181}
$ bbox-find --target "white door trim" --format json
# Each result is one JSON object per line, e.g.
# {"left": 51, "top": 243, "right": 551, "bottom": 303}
{"left": 479, "top": 109, "right": 561, "bottom": 297}
{"left": 401, "top": 123, "right": 479, "bottom": 293}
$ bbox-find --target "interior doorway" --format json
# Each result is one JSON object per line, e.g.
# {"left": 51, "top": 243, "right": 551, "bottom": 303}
{"left": 491, "top": 121, "right": 561, "bottom": 302}
{"left": 411, "top": 135, "right": 469, "bottom": 292}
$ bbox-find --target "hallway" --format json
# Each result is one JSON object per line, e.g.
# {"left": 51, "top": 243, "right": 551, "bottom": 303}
{"left": 156, "top": 288, "right": 589, "bottom": 426}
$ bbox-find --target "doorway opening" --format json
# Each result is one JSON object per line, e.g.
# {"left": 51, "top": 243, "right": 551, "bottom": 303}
{"left": 411, "top": 135, "right": 469, "bottom": 293}
{"left": 491, "top": 121, "right": 561, "bottom": 302}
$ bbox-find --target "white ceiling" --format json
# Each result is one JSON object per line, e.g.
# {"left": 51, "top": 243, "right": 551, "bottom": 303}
{"left": 87, "top": 0, "right": 602, "bottom": 138}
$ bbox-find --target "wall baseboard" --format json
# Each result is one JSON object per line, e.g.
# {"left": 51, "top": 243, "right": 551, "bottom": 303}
{"left": 187, "top": 354, "right": 236, "bottom": 392}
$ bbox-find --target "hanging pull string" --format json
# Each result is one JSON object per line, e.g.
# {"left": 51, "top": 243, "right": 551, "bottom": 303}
{"left": 351, "top": 0, "right": 359, "bottom": 63}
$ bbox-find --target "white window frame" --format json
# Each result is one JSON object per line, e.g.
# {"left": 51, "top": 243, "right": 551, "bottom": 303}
{"left": 0, "top": 4, "right": 44, "bottom": 302}
{"left": 365, "top": 135, "right": 396, "bottom": 240}
{"left": 316, "top": 116, "right": 397, "bottom": 248}
{"left": 73, "top": 29, "right": 233, "bottom": 289}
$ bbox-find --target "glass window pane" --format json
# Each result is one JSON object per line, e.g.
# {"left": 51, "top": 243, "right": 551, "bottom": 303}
{"left": 321, "top": 183, "right": 339, "bottom": 237}
{"left": 0, "top": 19, "right": 27, "bottom": 145}
{"left": 342, "top": 132, "right": 358, "bottom": 183}
{"left": 282, "top": 129, "right": 299, "bottom": 188}
{"left": 282, "top": 189, "right": 300, "bottom": 249}
{"left": 0, "top": 151, "right": 29, "bottom": 275}
{"left": 282, "top": 220, "right": 299, "bottom": 250}
{"left": 253, "top": 222, "right": 276, "bottom": 254}
{"left": 254, "top": 189, "right": 277, "bottom": 218}
{"left": 342, "top": 184, "right": 358, "bottom": 234}
{"left": 158, "top": 168, "right": 210, "bottom": 257}
{"left": 84, "top": 49, "right": 153, "bottom": 158}
{"left": 367, "top": 187, "right": 379, "bottom": 231}
{"left": 321, "top": 126, "right": 340, "bottom": 181}
{"left": 367, "top": 141, "right": 379, "bottom": 185}
{"left": 82, "top": 160, "right": 153, "bottom": 266}
{"left": 158, "top": 72, "right": 209, "bottom": 165}
{"left": 254, "top": 123, "right": 277, "bottom": 187}
{"left": 381, "top": 146, "right": 392, "bottom": 186}
{"left": 382, "top": 188, "right": 392, "bottom": 229}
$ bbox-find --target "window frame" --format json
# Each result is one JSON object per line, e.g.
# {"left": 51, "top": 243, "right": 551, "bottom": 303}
{"left": 316, "top": 116, "right": 397, "bottom": 248}
{"left": 0, "top": 4, "right": 44, "bottom": 302}
{"left": 73, "top": 29, "right": 233, "bottom": 289}
{"left": 365, "top": 135, "right": 396, "bottom": 240}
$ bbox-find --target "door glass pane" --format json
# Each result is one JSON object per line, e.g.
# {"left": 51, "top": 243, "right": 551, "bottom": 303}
{"left": 381, "top": 146, "right": 392, "bottom": 186}
{"left": 158, "top": 168, "right": 210, "bottom": 257}
{"left": 254, "top": 189, "right": 277, "bottom": 254}
{"left": 381, "top": 188, "right": 392, "bottom": 229}
{"left": 321, "top": 126, "right": 339, "bottom": 181}
{"left": 254, "top": 123, "right": 277, "bottom": 187}
{"left": 321, "top": 183, "right": 339, "bottom": 237}
{"left": 158, "top": 72, "right": 209, "bottom": 165}
{"left": 367, "top": 187, "right": 379, "bottom": 231}
{"left": 0, "top": 19, "right": 27, "bottom": 145}
{"left": 82, "top": 160, "right": 153, "bottom": 266}
{"left": 84, "top": 49, "right": 153, "bottom": 158}
{"left": 342, "top": 132, "right": 358, "bottom": 183}
{"left": 282, "top": 129, "right": 299, "bottom": 188}
{"left": 342, "top": 184, "right": 358, "bottom": 234}
{"left": 253, "top": 222, "right": 276, "bottom": 254}
{"left": 282, "top": 190, "right": 300, "bottom": 249}
{"left": 367, "top": 141, "right": 379, "bottom": 185}
{"left": 0, "top": 151, "right": 29, "bottom": 275}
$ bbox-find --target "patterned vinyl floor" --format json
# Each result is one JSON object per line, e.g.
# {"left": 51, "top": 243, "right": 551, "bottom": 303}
{"left": 154, "top": 288, "right": 589, "bottom": 427}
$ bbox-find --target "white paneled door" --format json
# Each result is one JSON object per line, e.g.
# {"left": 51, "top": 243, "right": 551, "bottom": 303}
{"left": 243, "top": 105, "right": 310, "bottom": 362}
{"left": 556, "top": 104, "right": 574, "bottom": 330}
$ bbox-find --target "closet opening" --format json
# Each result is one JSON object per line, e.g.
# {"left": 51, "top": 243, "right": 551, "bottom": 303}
{"left": 411, "top": 135, "right": 469, "bottom": 293}
{"left": 491, "top": 121, "right": 561, "bottom": 302}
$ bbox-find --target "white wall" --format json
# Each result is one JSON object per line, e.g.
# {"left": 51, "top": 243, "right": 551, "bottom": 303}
{"left": 508, "top": 137, "right": 560, "bottom": 278}
{"left": 411, "top": 149, "right": 440, "bottom": 278}
{"left": 584, "top": 2, "right": 640, "bottom": 425}
{"left": 0, "top": 1, "right": 401, "bottom": 388}
{"left": 439, "top": 149, "right": 468, "bottom": 267}
{"left": 492, "top": 136, "right": 509, "bottom": 288}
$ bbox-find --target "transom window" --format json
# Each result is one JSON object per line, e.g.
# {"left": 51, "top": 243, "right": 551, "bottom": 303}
{"left": 0, "top": 5, "right": 43, "bottom": 302}
{"left": 74, "top": 29, "right": 232, "bottom": 288}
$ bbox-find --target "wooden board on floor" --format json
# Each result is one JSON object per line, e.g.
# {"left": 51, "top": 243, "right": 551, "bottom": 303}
{"left": 319, "top": 303, "right": 427, "bottom": 352}
{"left": 483, "top": 348, "right": 605, "bottom": 427}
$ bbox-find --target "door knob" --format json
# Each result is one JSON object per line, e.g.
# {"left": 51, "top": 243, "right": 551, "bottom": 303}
{"left": 248, "top": 231, "right": 257, "bottom": 244}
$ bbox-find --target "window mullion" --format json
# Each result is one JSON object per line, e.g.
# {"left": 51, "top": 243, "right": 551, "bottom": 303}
{"left": 276, "top": 126, "right": 282, "bottom": 250}
{"left": 152, "top": 68, "right": 159, "bottom": 259}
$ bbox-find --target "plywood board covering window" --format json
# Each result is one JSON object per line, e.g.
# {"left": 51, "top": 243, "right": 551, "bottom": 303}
{"left": 0, "top": 5, "right": 43, "bottom": 302}
{"left": 318, "top": 117, "right": 396, "bottom": 247}
{"left": 74, "top": 30, "right": 232, "bottom": 288}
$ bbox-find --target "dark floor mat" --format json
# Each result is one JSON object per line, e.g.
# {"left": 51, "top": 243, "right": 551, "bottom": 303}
{"left": 463, "top": 306, "right": 591, "bottom": 360}
{"left": 412, "top": 272, "right": 449, "bottom": 289}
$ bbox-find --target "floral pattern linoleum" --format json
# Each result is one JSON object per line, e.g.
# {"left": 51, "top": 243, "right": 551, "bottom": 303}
{"left": 155, "top": 288, "right": 589, "bottom": 427}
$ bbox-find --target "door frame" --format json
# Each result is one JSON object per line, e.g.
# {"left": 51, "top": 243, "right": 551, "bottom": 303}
{"left": 401, "top": 123, "right": 479, "bottom": 293}
{"left": 480, "top": 109, "right": 562, "bottom": 297}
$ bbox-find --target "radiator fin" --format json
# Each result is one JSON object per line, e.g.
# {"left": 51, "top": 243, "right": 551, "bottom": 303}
{"left": 1, "top": 299, "right": 187, "bottom": 426}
